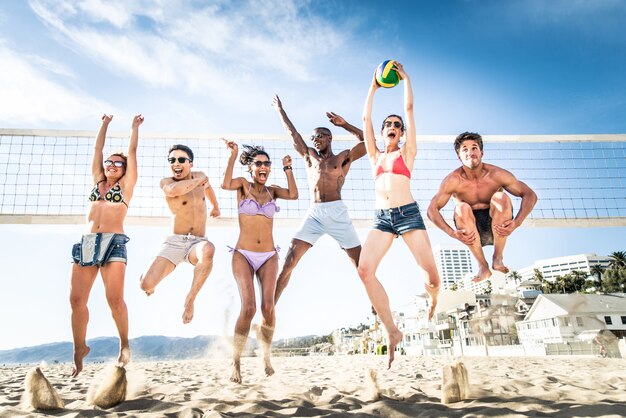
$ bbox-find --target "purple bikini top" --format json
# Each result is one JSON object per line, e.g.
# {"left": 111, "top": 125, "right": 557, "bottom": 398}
{"left": 238, "top": 185, "right": 279, "bottom": 218}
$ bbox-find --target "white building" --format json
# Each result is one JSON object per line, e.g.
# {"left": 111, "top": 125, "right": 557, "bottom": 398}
{"left": 516, "top": 293, "right": 626, "bottom": 346}
{"left": 518, "top": 253, "right": 611, "bottom": 282}
{"left": 396, "top": 295, "right": 440, "bottom": 355}
{"left": 433, "top": 244, "right": 474, "bottom": 290}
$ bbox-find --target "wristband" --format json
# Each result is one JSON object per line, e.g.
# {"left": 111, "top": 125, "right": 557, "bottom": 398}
{"left": 283, "top": 165, "right": 292, "bottom": 171}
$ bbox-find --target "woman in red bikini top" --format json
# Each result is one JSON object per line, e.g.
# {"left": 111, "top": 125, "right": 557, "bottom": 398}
{"left": 358, "top": 61, "right": 441, "bottom": 369}
{"left": 221, "top": 139, "right": 298, "bottom": 384}
{"left": 68, "top": 114, "right": 143, "bottom": 378}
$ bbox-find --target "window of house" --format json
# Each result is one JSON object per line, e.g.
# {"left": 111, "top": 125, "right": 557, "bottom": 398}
{"left": 621, "top": 316, "right": 626, "bottom": 325}
{"left": 604, "top": 316, "right": 612, "bottom": 325}
{"left": 576, "top": 317, "right": 584, "bottom": 326}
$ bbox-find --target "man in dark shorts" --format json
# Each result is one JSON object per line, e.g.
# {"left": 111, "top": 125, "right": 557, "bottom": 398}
{"left": 427, "top": 132, "right": 537, "bottom": 282}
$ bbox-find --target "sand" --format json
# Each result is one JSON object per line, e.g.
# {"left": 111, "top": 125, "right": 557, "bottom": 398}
{"left": 1, "top": 355, "right": 625, "bottom": 417}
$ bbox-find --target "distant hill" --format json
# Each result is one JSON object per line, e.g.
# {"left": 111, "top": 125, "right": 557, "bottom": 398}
{"left": 0, "top": 335, "right": 234, "bottom": 365}
{"left": 0, "top": 334, "right": 331, "bottom": 365}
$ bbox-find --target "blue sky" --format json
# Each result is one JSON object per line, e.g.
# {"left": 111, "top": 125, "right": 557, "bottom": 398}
{"left": 1, "top": 1, "right": 625, "bottom": 351}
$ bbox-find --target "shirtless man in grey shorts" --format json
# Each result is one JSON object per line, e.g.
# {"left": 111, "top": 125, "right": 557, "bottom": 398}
{"left": 140, "top": 144, "right": 220, "bottom": 323}
{"left": 272, "top": 95, "right": 366, "bottom": 303}
{"left": 427, "top": 132, "right": 537, "bottom": 283}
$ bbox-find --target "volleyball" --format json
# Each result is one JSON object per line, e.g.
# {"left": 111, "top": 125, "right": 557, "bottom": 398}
{"left": 375, "top": 60, "right": 400, "bottom": 88}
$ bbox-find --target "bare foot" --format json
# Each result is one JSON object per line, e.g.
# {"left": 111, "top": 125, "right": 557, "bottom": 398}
{"left": 426, "top": 284, "right": 440, "bottom": 320}
{"left": 71, "top": 345, "right": 90, "bottom": 378}
{"left": 230, "top": 360, "right": 242, "bottom": 384}
{"left": 117, "top": 346, "right": 131, "bottom": 367}
{"left": 264, "top": 357, "right": 275, "bottom": 377}
{"left": 182, "top": 301, "right": 194, "bottom": 324}
{"left": 387, "top": 329, "right": 403, "bottom": 369}
{"left": 492, "top": 258, "right": 509, "bottom": 274}
{"left": 471, "top": 265, "right": 492, "bottom": 283}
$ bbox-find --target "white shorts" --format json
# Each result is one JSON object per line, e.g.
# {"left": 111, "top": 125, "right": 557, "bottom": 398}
{"left": 157, "top": 234, "right": 208, "bottom": 265}
{"left": 294, "top": 200, "right": 360, "bottom": 249}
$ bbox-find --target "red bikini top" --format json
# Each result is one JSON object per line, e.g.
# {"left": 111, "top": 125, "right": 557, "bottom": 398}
{"left": 374, "top": 150, "right": 411, "bottom": 179}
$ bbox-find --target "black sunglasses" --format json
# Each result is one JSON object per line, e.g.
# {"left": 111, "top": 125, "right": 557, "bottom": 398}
{"left": 310, "top": 132, "right": 331, "bottom": 140}
{"left": 383, "top": 121, "right": 403, "bottom": 129}
{"left": 104, "top": 160, "right": 125, "bottom": 167}
{"left": 168, "top": 157, "right": 192, "bottom": 164}
{"left": 253, "top": 161, "right": 272, "bottom": 167}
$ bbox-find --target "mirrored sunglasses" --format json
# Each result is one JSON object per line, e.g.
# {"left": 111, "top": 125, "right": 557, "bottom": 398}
{"left": 104, "top": 160, "right": 125, "bottom": 167}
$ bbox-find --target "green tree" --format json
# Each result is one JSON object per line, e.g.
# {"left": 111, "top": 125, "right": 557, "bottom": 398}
{"left": 570, "top": 270, "right": 590, "bottom": 293}
{"left": 589, "top": 264, "right": 605, "bottom": 292}
{"left": 609, "top": 251, "right": 626, "bottom": 270}
{"left": 603, "top": 268, "right": 626, "bottom": 293}
{"left": 507, "top": 271, "right": 522, "bottom": 286}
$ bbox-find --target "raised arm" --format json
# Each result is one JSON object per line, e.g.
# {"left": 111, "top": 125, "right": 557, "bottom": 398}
{"left": 160, "top": 173, "right": 207, "bottom": 197}
{"left": 122, "top": 114, "right": 144, "bottom": 188}
{"left": 327, "top": 112, "right": 366, "bottom": 162}
{"left": 362, "top": 72, "right": 380, "bottom": 163}
{"left": 395, "top": 63, "right": 416, "bottom": 160}
{"left": 92, "top": 114, "right": 112, "bottom": 182}
{"left": 272, "top": 95, "right": 310, "bottom": 158}
{"left": 495, "top": 170, "right": 538, "bottom": 237}
{"left": 221, "top": 139, "right": 247, "bottom": 192}
{"left": 427, "top": 175, "right": 476, "bottom": 246}
{"left": 271, "top": 155, "right": 298, "bottom": 200}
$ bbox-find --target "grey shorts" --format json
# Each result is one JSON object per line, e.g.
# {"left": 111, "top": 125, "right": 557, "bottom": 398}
{"left": 72, "top": 233, "right": 129, "bottom": 266}
{"left": 157, "top": 234, "right": 209, "bottom": 265}
{"left": 294, "top": 200, "right": 361, "bottom": 249}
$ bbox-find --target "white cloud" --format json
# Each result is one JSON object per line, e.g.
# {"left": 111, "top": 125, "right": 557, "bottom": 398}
{"left": 0, "top": 39, "right": 112, "bottom": 126}
{"left": 28, "top": 0, "right": 350, "bottom": 97}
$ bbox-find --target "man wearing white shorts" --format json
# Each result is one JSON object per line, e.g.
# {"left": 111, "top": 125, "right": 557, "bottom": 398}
{"left": 140, "top": 144, "right": 220, "bottom": 324}
{"left": 272, "top": 95, "right": 366, "bottom": 303}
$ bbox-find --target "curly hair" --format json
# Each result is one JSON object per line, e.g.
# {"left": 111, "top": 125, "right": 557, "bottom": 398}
{"left": 239, "top": 144, "right": 270, "bottom": 168}
{"left": 454, "top": 132, "right": 483, "bottom": 154}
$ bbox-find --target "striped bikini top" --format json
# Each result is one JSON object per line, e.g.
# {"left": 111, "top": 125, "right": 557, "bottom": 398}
{"left": 89, "top": 180, "right": 128, "bottom": 207}
{"left": 238, "top": 185, "right": 279, "bottom": 218}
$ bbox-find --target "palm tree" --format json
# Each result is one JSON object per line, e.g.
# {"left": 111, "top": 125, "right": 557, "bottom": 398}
{"left": 507, "top": 271, "right": 522, "bottom": 286}
{"left": 609, "top": 251, "right": 626, "bottom": 270}
{"left": 589, "top": 264, "right": 605, "bottom": 292}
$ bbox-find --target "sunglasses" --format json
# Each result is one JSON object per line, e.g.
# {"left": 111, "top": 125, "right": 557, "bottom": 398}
{"left": 104, "top": 160, "right": 125, "bottom": 167}
{"left": 168, "top": 157, "right": 192, "bottom": 164}
{"left": 310, "top": 132, "right": 331, "bottom": 140}
{"left": 384, "top": 121, "right": 403, "bottom": 129}
{"left": 253, "top": 161, "right": 272, "bottom": 167}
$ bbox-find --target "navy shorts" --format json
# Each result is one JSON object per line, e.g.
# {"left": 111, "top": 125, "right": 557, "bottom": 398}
{"left": 372, "top": 202, "right": 426, "bottom": 236}
{"left": 72, "top": 233, "right": 129, "bottom": 266}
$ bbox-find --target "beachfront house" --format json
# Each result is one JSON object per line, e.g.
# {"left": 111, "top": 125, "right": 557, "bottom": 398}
{"left": 516, "top": 293, "right": 626, "bottom": 347}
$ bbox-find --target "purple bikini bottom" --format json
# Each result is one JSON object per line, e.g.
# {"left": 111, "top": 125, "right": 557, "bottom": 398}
{"left": 228, "top": 246, "right": 280, "bottom": 273}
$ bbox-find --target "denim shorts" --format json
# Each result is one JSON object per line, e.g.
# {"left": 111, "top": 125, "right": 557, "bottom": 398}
{"left": 372, "top": 201, "right": 426, "bottom": 236}
{"left": 72, "top": 233, "right": 129, "bottom": 266}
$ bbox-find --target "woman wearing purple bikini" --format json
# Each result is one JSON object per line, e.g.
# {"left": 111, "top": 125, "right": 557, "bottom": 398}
{"left": 222, "top": 139, "right": 298, "bottom": 383}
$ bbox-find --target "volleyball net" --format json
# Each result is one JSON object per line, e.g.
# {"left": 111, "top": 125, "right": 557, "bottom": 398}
{"left": 0, "top": 129, "right": 625, "bottom": 227}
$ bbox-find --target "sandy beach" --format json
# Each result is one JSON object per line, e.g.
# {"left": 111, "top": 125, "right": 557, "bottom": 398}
{"left": 2, "top": 354, "right": 625, "bottom": 417}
